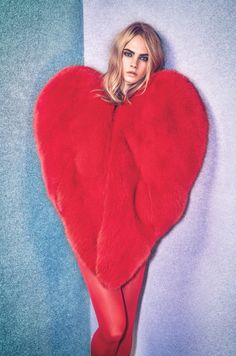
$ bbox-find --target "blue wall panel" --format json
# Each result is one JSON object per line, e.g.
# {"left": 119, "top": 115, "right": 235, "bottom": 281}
{"left": 0, "top": 1, "right": 90, "bottom": 355}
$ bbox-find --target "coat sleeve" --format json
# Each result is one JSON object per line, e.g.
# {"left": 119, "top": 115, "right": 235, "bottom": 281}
{"left": 125, "top": 70, "right": 209, "bottom": 243}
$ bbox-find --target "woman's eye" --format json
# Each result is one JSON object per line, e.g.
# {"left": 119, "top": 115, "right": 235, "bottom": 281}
{"left": 140, "top": 56, "right": 148, "bottom": 62}
{"left": 123, "top": 51, "right": 132, "bottom": 57}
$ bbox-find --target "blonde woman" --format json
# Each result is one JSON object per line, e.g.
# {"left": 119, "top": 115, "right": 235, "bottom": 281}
{"left": 34, "top": 22, "right": 209, "bottom": 355}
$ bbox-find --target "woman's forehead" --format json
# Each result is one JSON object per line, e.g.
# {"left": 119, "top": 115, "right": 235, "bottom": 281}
{"left": 125, "top": 35, "right": 148, "bottom": 54}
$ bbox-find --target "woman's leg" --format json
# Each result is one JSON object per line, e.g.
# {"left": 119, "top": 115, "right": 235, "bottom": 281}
{"left": 75, "top": 253, "right": 127, "bottom": 356}
{"left": 75, "top": 251, "right": 147, "bottom": 355}
{"left": 116, "top": 262, "right": 147, "bottom": 356}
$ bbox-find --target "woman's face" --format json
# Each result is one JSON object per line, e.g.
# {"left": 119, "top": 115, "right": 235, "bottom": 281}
{"left": 121, "top": 35, "right": 149, "bottom": 92}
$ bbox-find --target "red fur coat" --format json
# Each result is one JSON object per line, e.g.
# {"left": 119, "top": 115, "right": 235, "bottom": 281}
{"left": 33, "top": 66, "right": 209, "bottom": 289}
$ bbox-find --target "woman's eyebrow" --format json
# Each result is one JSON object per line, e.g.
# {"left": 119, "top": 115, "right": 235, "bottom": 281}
{"left": 123, "top": 48, "right": 148, "bottom": 56}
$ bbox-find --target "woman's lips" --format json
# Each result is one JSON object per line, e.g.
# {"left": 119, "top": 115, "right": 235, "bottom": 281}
{"left": 127, "top": 72, "right": 137, "bottom": 76}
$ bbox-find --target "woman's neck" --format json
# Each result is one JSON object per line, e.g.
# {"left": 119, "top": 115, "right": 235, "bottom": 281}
{"left": 120, "top": 82, "right": 130, "bottom": 96}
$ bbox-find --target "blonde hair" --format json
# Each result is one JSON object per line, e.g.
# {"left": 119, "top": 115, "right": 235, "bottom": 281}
{"left": 98, "top": 22, "right": 164, "bottom": 105}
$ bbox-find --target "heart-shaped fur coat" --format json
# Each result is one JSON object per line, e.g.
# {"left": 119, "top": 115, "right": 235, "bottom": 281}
{"left": 34, "top": 66, "right": 209, "bottom": 289}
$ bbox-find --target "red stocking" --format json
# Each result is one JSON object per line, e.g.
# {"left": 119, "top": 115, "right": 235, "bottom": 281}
{"left": 75, "top": 251, "right": 147, "bottom": 356}
{"left": 116, "top": 263, "right": 147, "bottom": 355}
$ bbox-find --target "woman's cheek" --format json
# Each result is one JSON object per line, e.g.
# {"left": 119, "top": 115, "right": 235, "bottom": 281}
{"left": 141, "top": 63, "right": 148, "bottom": 76}
{"left": 122, "top": 57, "right": 128, "bottom": 72}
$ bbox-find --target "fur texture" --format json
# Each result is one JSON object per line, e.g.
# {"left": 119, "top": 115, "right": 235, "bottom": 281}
{"left": 33, "top": 66, "right": 209, "bottom": 289}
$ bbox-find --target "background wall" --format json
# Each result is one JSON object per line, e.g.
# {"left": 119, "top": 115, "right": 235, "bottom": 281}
{"left": 0, "top": 1, "right": 236, "bottom": 355}
{"left": 0, "top": 1, "right": 90, "bottom": 355}
{"left": 83, "top": 1, "right": 236, "bottom": 355}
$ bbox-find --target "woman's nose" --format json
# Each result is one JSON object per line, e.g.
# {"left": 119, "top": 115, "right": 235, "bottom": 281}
{"left": 130, "top": 61, "right": 137, "bottom": 68}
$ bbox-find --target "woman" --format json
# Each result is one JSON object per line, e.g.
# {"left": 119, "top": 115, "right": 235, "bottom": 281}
{"left": 34, "top": 22, "right": 209, "bottom": 355}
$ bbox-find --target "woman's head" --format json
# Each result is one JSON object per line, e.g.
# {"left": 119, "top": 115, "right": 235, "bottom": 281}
{"left": 102, "top": 22, "right": 164, "bottom": 104}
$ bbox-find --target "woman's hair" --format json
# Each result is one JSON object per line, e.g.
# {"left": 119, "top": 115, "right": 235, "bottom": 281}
{"left": 100, "top": 21, "right": 165, "bottom": 104}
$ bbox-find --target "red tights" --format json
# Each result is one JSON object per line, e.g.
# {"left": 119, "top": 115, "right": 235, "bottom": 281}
{"left": 75, "top": 253, "right": 147, "bottom": 356}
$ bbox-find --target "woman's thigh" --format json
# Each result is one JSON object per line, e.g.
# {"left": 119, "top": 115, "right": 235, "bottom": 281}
{"left": 122, "top": 262, "right": 147, "bottom": 311}
{"left": 76, "top": 253, "right": 126, "bottom": 338}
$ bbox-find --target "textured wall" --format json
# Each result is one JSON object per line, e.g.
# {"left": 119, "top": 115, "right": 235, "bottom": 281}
{"left": 0, "top": 1, "right": 89, "bottom": 355}
{"left": 83, "top": 1, "right": 236, "bottom": 355}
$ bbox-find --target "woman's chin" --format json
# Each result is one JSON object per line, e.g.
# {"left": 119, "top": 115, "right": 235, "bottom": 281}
{"left": 126, "top": 79, "right": 137, "bottom": 85}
